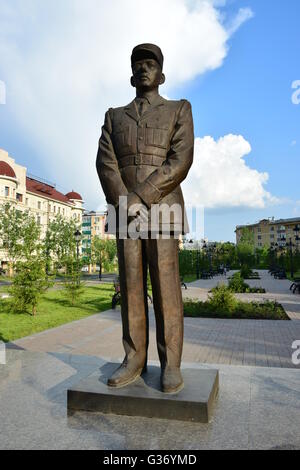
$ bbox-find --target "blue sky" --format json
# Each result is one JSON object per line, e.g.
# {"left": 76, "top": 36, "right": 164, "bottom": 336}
{"left": 0, "top": 0, "right": 299, "bottom": 242}
{"left": 177, "top": 0, "right": 300, "bottom": 240}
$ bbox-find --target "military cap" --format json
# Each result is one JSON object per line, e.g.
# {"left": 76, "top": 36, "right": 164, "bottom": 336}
{"left": 131, "top": 43, "right": 164, "bottom": 69}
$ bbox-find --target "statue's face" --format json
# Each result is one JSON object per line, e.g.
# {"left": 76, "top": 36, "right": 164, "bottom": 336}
{"left": 132, "top": 58, "right": 163, "bottom": 91}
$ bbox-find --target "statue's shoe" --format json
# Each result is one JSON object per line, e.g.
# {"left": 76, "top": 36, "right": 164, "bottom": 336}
{"left": 161, "top": 366, "right": 184, "bottom": 394}
{"left": 107, "top": 358, "right": 144, "bottom": 388}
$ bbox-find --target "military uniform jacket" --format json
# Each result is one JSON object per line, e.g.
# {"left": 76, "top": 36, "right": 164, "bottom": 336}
{"left": 96, "top": 94, "right": 194, "bottom": 234}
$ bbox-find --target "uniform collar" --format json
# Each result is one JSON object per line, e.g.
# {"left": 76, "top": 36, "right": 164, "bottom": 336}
{"left": 135, "top": 93, "right": 162, "bottom": 105}
{"left": 125, "top": 94, "right": 165, "bottom": 122}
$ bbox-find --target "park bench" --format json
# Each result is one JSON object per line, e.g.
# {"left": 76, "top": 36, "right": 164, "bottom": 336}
{"left": 180, "top": 277, "right": 187, "bottom": 290}
{"left": 273, "top": 270, "right": 287, "bottom": 279}
{"left": 111, "top": 277, "right": 153, "bottom": 309}
{"left": 290, "top": 278, "right": 300, "bottom": 294}
{"left": 200, "top": 271, "right": 213, "bottom": 279}
{"left": 112, "top": 277, "right": 121, "bottom": 309}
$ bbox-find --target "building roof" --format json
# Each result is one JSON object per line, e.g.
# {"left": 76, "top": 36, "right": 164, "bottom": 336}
{"left": 65, "top": 191, "right": 83, "bottom": 201}
{"left": 236, "top": 216, "right": 300, "bottom": 230}
{"left": 83, "top": 210, "right": 107, "bottom": 217}
{"left": 0, "top": 161, "right": 16, "bottom": 178}
{"left": 26, "top": 177, "right": 74, "bottom": 205}
{"left": 270, "top": 217, "right": 300, "bottom": 225}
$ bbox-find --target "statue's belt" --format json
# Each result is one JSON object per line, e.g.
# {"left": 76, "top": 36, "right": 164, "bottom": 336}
{"left": 118, "top": 154, "right": 164, "bottom": 168}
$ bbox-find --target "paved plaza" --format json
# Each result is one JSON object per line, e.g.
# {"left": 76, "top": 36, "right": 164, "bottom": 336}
{"left": 1, "top": 270, "right": 300, "bottom": 450}
{"left": 8, "top": 271, "right": 300, "bottom": 369}
{"left": 0, "top": 350, "right": 299, "bottom": 450}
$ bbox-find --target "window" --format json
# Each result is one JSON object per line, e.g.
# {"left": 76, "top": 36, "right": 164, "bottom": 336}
{"left": 25, "top": 198, "right": 29, "bottom": 206}
{"left": 38, "top": 201, "right": 41, "bottom": 210}
{"left": 258, "top": 227, "right": 261, "bottom": 232}
{"left": 271, "top": 226, "right": 274, "bottom": 231}
{"left": 270, "top": 234, "right": 274, "bottom": 239}
{"left": 5, "top": 187, "right": 9, "bottom": 197}
{"left": 258, "top": 235, "right": 262, "bottom": 240}
{"left": 37, "top": 216, "right": 41, "bottom": 225}
{"left": 16, "top": 193, "right": 23, "bottom": 203}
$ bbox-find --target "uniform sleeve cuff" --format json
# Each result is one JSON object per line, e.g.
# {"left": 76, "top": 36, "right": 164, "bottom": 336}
{"left": 134, "top": 181, "right": 162, "bottom": 208}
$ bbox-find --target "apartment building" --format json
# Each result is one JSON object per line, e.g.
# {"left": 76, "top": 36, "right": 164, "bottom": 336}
{"left": 236, "top": 217, "right": 300, "bottom": 250}
{"left": 82, "top": 210, "right": 113, "bottom": 255}
{"left": 0, "top": 148, "right": 84, "bottom": 267}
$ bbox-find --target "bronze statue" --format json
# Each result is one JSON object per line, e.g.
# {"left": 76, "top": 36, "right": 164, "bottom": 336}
{"left": 96, "top": 44, "right": 194, "bottom": 393}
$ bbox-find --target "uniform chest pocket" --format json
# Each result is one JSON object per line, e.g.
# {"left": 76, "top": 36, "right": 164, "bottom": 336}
{"left": 146, "top": 123, "right": 169, "bottom": 149}
{"left": 113, "top": 125, "right": 132, "bottom": 150}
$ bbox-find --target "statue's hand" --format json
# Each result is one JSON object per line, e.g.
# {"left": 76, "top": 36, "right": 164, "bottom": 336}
{"left": 127, "top": 192, "right": 148, "bottom": 230}
{"left": 127, "top": 192, "right": 142, "bottom": 211}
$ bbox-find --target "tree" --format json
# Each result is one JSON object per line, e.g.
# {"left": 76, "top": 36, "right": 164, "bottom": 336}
{"left": 0, "top": 204, "right": 51, "bottom": 315}
{"left": 44, "top": 215, "right": 79, "bottom": 274}
{"left": 0, "top": 203, "right": 40, "bottom": 274}
{"left": 61, "top": 256, "right": 85, "bottom": 305}
{"left": 90, "top": 237, "right": 117, "bottom": 279}
{"left": 237, "top": 228, "right": 255, "bottom": 268}
{"left": 10, "top": 257, "right": 51, "bottom": 315}
{"left": 179, "top": 249, "right": 193, "bottom": 278}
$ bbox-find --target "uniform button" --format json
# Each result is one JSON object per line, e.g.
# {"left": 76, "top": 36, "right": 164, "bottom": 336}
{"left": 139, "top": 136, "right": 143, "bottom": 140}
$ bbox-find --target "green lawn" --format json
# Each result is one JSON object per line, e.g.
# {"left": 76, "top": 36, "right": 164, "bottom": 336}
{"left": 287, "top": 271, "right": 300, "bottom": 281}
{"left": 181, "top": 274, "right": 197, "bottom": 283}
{"left": 0, "top": 284, "right": 114, "bottom": 343}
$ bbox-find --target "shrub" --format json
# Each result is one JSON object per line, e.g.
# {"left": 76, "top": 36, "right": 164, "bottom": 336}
{"left": 240, "top": 265, "right": 252, "bottom": 279}
{"left": 228, "top": 272, "right": 249, "bottom": 293}
{"left": 209, "top": 284, "right": 237, "bottom": 313}
{"left": 10, "top": 258, "right": 51, "bottom": 315}
{"left": 62, "top": 257, "right": 85, "bottom": 305}
{"left": 183, "top": 298, "right": 288, "bottom": 320}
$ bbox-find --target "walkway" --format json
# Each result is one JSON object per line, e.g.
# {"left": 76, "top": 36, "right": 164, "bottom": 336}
{"left": 8, "top": 270, "right": 300, "bottom": 369}
{"left": 1, "top": 350, "right": 300, "bottom": 449}
{"left": 2, "top": 269, "right": 300, "bottom": 450}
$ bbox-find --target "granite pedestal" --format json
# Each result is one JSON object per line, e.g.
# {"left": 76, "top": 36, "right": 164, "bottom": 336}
{"left": 67, "top": 363, "right": 219, "bottom": 423}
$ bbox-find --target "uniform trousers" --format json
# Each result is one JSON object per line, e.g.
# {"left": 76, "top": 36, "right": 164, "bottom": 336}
{"left": 116, "top": 236, "right": 184, "bottom": 369}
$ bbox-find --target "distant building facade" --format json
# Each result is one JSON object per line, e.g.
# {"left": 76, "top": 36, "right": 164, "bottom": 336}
{"left": 236, "top": 217, "right": 300, "bottom": 250}
{"left": 82, "top": 210, "right": 114, "bottom": 255}
{"left": 0, "top": 149, "right": 84, "bottom": 267}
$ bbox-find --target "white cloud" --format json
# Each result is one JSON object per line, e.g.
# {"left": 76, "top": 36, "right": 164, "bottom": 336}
{"left": 0, "top": 0, "right": 254, "bottom": 209}
{"left": 182, "top": 134, "right": 279, "bottom": 209}
{"left": 226, "top": 7, "right": 254, "bottom": 36}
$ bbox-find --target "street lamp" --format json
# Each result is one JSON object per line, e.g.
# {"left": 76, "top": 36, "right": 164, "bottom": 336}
{"left": 203, "top": 242, "right": 216, "bottom": 273}
{"left": 189, "top": 239, "right": 200, "bottom": 279}
{"left": 286, "top": 237, "right": 295, "bottom": 279}
{"left": 269, "top": 244, "right": 277, "bottom": 270}
{"left": 74, "top": 229, "right": 81, "bottom": 260}
{"left": 74, "top": 229, "right": 81, "bottom": 285}
{"left": 294, "top": 225, "right": 300, "bottom": 274}
{"left": 294, "top": 225, "right": 300, "bottom": 246}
